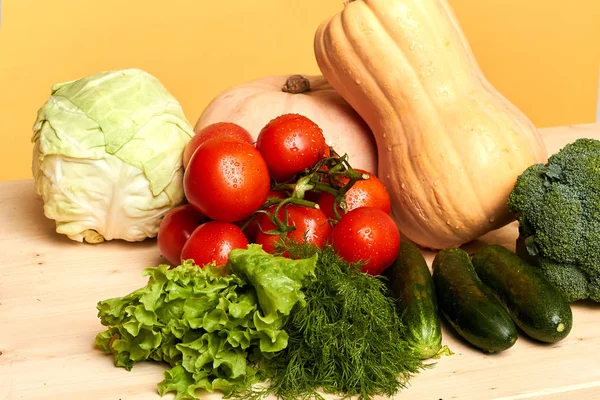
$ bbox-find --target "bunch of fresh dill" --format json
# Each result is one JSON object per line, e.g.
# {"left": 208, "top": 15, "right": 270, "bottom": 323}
{"left": 245, "top": 243, "right": 424, "bottom": 400}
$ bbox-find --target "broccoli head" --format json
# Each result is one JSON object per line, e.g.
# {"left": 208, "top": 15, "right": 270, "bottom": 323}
{"left": 508, "top": 138, "right": 600, "bottom": 302}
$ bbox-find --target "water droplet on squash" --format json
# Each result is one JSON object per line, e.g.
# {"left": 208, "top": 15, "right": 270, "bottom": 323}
{"left": 437, "top": 88, "right": 450, "bottom": 98}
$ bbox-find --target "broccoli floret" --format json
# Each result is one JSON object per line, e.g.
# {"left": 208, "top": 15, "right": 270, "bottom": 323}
{"left": 537, "top": 259, "right": 590, "bottom": 302}
{"left": 508, "top": 138, "right": 600, "bottom": 302}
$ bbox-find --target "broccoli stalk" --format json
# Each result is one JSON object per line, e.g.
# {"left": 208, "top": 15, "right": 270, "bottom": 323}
{"left": 508, "top": 138, "right": 600, "bottom": 302}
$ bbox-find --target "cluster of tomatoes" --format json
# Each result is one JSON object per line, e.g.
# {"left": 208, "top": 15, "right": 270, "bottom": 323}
{"left": 157, "top": 113, "right": 401, "bottom": 275}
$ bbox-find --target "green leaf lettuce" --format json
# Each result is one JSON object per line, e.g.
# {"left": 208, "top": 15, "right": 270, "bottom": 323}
{"left": 95, "top": 245, "right": 317, "bottom": 399}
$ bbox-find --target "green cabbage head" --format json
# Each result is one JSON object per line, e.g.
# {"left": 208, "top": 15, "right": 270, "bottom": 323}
{"left": 32, "top": 69, "right": 194, "bottom": 243}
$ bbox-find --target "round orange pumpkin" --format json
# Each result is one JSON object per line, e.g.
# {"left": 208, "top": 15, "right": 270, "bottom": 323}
{"left": 195, "top": 74, "right": 378, "bottom": 173}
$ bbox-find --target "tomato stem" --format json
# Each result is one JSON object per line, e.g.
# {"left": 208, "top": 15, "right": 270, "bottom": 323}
{"left": 253, "top": 146, "right": 370, "bottom": 235}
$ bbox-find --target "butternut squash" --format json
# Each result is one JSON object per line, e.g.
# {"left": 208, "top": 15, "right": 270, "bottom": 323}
{"left": 314, "top": 0, "right": 547, "bottom": 249}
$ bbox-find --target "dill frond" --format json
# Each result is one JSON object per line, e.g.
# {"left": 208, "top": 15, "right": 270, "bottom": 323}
{"left": 246, "top": 243, "right": 424, "bottom": 400}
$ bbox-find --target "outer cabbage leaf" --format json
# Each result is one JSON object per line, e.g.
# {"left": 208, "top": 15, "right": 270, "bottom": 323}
{"left": 32, "top": 69, "right": 193, "bottom": 242}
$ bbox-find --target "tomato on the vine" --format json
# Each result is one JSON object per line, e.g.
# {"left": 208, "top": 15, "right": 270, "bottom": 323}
{"left": 240, "top": 189, "right": 288, "bottom": 242}
{"left": 318, "top": 170, "right": 391, "bottom": 219}
{"left": 255, "top": 204, "right": 331, "bottom": 255}
{"left": 183, "top": 122, "right": 254, "bottom": 168}
{"left": 181, "top": 221, "right": 248, "bottom": 267}
{"left": 184, "top": 137, "right": 270, "bottom": 223}
{"left": 329, "top": 207, "right": 400, "bottom": 275}
{"left": 256, "top": 113, "right": 326, "bottom": 182}
{"left": 157, "top": 204, "right": 207, "bottom": 266}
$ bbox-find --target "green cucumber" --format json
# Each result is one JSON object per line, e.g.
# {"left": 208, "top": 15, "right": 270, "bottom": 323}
{"left": 432, "top": 248, "right": 518, "bottom": 353}
{"left": 472, "top": 244, "right": 573, "bottom": 343}
{"left": 384, "top": 241, "right": 442, "bottom": 359}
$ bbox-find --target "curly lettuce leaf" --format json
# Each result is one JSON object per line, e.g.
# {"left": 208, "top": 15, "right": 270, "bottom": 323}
{"left": 95, "top": 246, "right": 316, "bottom": 400}
{"left": 228, "top": 244, "right": 318, "bottom": 317}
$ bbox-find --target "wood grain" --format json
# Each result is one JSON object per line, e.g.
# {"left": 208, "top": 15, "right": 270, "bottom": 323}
{"left": 2, "top": 123, "right": 600, "bottom": 400}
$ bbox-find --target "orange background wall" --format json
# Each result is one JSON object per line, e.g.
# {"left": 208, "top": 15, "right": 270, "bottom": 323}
{"left": 0, "top": 0, "right": 599, "bottom": 181}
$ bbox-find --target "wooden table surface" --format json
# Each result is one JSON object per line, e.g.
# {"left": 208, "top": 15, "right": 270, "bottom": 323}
{"left": 3, "top": 123, "right": 600, "bottom": 400}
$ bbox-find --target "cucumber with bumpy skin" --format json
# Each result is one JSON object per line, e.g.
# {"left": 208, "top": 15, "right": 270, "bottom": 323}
{"left": 433, "top": 248, "right": 518, "bottom": 353}
{"left": 472, "top": 244, "right": 573, "bottom": 343}
{"left": 384, "top": 241, "right": 442, "bottom": 359}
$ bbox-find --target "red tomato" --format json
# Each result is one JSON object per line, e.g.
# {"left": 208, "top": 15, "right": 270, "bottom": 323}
{"left": 320, "top": 143, "right": 331, "bottom": 159}
{"left": 181, "top": 221, "right": 248, "bottom": 267}
{"left": 184, "top": 137, "right": 271, "bottom": 223}
{"left": 330, "top": 207, "right": 400, "bottom": 275}
{"left": 157, "top": 204, "right": 207, "bottom": 266}
{"left": 240, "top": 189, "right": 288, "bottom": 242}
{"left": 318, "top": 170, "right": 391, "bottom": 220}
{"left": 183, "top": 122, "right": 254, "bottom": 168}
{"left": 256, "top": 113, "right": 326, "bottom": 182}
{"left": 255, "top": 204, "right": 331, "bottom": 255}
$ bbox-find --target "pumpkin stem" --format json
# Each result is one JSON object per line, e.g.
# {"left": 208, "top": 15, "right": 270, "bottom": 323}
{"left": 282, "top": 75, "right": 311, "bottom": 94}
